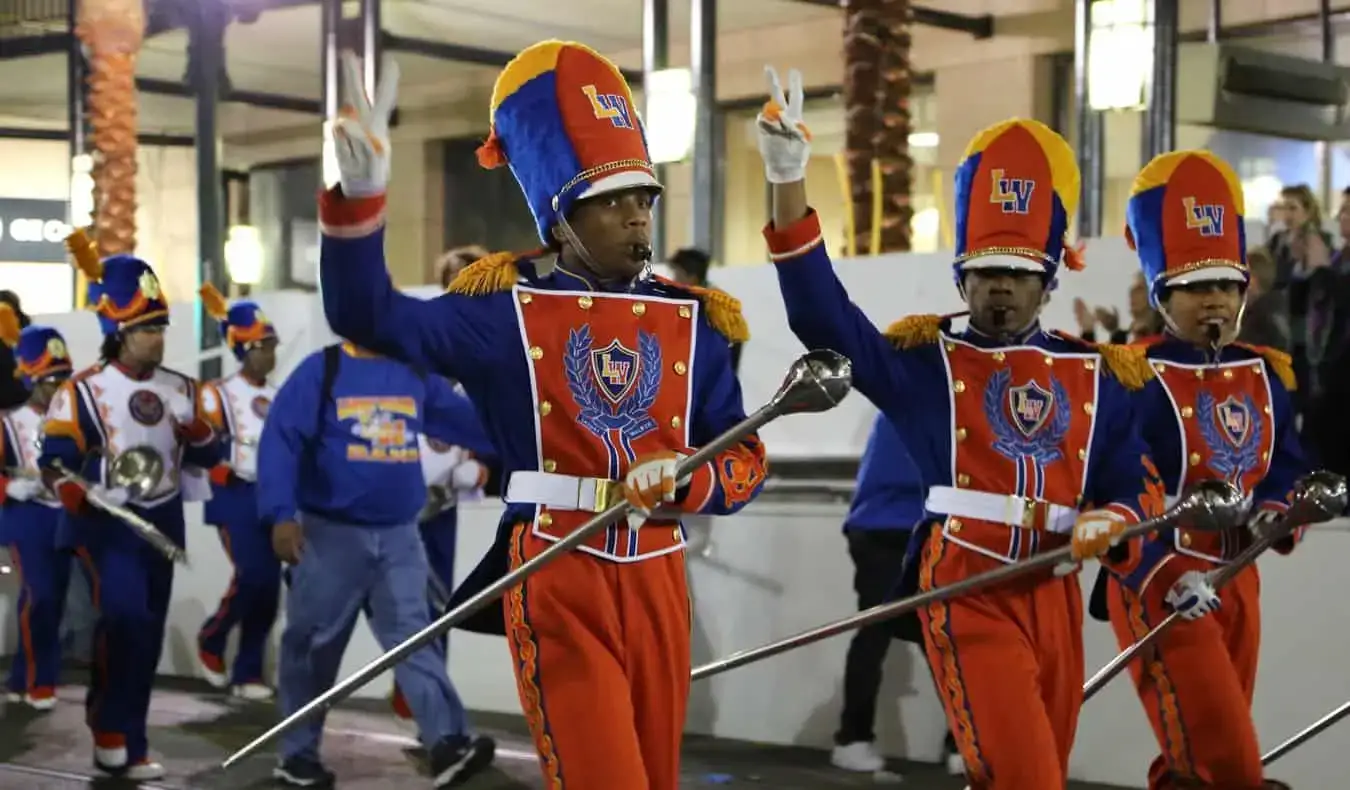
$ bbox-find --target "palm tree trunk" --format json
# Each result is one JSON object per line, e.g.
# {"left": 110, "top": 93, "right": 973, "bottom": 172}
{"left": 76, "top": 0, "right": 144, "bottom": 255}
{"left": 873, "top": 0, "right": 914, "bottom": 253}
{"left": 843, "top": 0, "right": 883, "bottom": 255}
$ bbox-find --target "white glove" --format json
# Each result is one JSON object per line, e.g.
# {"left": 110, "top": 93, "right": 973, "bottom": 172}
{"left": 5, "top": 477, "right": 42, "bottom": 502}
{"left": 89, "top": 485, "right": 130, "bottom": 507}
{"left": 756, "top": 66, "right": 812, "bottom": 184}
{"left": 1071, "top": 508, "right": 1128, "bottom": 561}
{"left": 621, "top": 452, "right": 692, "bottom": 529}
{"left": 1164, "top": 570, "right": 1221, "bottom": 621}
{"left": 1247, "top": 508, "right": 1283, "bottom": 541}
{"left": 449, "top": 460, "right": 486, "bottom": 492}
{"left": 330, "top": 51, "right": 400, "bottom": 197}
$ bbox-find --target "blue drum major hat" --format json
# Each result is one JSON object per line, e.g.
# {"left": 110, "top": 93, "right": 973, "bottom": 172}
{"left": 199, "top": 283, "right": 278, "bottom": 359}
{"left": 475, "top": 40, "right": 661, "bottom": 244}
{"left": 0, "top": 303, "right": 72, "bottom": 385}
{"left": 1125, "top": 150, "right": 1248, "bottom": 307}
{"left": 65, "top": 229, "right": 170, "bottom": 336}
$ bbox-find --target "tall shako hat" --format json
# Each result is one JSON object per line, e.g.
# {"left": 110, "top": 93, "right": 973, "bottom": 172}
{"left": 65, "top": 228, "right": 170, "bottom": 336}
{"left": 952, "top": 118, "right": 1084, "bottom": 287}
{"left": 0, "top": 304, "right": 71, "bottom": 386}
{"left": 200, "top": 283, "right": 278, "bottom": 360}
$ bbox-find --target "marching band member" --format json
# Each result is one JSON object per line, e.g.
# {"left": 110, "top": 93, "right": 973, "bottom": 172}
{"left": 195, "top": 284, "right": 282, "bottom": 701}
{"left": 1090, "top": 151, "right": 1310, "bottom": 790}
{"left": 389, "top": 396, "right": 492, "bottom": 726}
{"left": 39, "top": 237, "right": 223, "bottom": 780}
{"left": 0, "top": 305, "right": 75, "bottom": 710}
{"left": 317, "top": 43, "right": 767, "bottom": 790}
{"left": 259, "top": 342, "right": 496, "bottom": 789}
{"left": 758, "top": 71, "right": 1164, "bottom": 788}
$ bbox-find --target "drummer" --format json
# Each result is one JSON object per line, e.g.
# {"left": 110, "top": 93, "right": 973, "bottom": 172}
{"left": 40, "top": 234, "right": 224, "bottom": 781}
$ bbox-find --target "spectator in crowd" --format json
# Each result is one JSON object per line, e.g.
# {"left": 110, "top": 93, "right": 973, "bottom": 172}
{"left": 1297, "top": 186, "right": 1350, "bottom": 476}
{"left": 435, "top": 245, "right": 490, "bottom": 289}
{"left": 831, "top": 413, "right": 961, "bottom": 778}
{"left": 1237, "top": 246, "right": 1290, "bottom": 351}
{"left": 1267, "top": 184, "right": 1333, "bottom": 416}
{"left": 668, "top": 247, "right": 743, "bottom": 372}
{"left": 1072, "top": 273, "right": 1162, "bottom": 344}
{"left": 0, "top": 291, "right": 32, "bottom": 409}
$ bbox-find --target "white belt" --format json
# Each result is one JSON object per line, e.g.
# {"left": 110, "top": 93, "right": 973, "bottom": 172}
{"left": 505, "top": 471, "right": 622, "bottom": 513}
{"left": 925, "top": 486, "right": 1078, "bottom": 534}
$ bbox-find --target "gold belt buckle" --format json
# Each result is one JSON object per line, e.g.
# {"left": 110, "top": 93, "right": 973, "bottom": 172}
{"left": 1014, "top": 497, "right": 1039, "bottom": 530}
{"left": 589, "top": 478, "right": 622, "bottom": 513}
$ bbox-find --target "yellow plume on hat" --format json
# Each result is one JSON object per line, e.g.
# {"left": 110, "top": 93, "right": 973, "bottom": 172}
{"left": 0, "top": 304, "right": 20, "bottom": 350}
{"left": 65, "top": 228, "right": 104, "bottom": 282}
{"left": 199, "top": 283, "right": 230, "bottom": 321}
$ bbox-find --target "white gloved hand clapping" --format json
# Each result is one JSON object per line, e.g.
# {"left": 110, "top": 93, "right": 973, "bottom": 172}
{"left": 4, "top": 477, "right": 42, "bottom": 502}
{"left": 449, "top": 459, "right": 487, "bottom": 492}
{"left": 330, "top": 51, "right": 400, "bottom": 197}
{"left": 756, "top": 66, "right": 812, "bottom": 184}
{"left": 1164, "top": 570, "right": 1220, "bottom": 621}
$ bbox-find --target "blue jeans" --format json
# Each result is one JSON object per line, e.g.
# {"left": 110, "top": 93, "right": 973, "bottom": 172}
{"left": 277, "top": 513, "right": 468, "bottom": 761}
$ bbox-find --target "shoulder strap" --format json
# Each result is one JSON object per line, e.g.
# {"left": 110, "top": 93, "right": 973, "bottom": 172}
{"left": 317, "top": 344, "right": 342, "bottom": 440}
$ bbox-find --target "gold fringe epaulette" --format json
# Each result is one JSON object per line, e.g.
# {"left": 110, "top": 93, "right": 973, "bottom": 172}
{"left": 1097, "top": 343, "right": 1155, "bottom": 391}
{"left": 446, "top": 252, "right": 519, "bottom": 296}
{"left": 1237, "top": 343, "right": 1297, "bottom": 391}
{"left": 883, "top": 314, "right": 942, "bottom": 349}
{"left": 683, "top": 284, "right": 750, "bottom": 343}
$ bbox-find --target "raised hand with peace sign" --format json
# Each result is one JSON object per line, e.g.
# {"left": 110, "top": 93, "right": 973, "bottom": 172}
{"left": 330, "top": 51, "right": 401, "bottom": 198}
{"left": 755, "top": 65, "right": 813, "bottom": 185}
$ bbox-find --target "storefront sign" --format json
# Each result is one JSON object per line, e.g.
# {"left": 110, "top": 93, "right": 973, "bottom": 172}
{"left": 0, "top": 198, "right": 72, "bottom": 264}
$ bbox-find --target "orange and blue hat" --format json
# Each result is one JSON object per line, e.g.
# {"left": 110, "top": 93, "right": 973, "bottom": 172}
{"left": 475, "top": 40, "right": 660, "bottom": 243}
{"left": 1125, "top": 150, "right": 1248, "bottom": 307}
{"left": 199, "top": 283, "right": 278, "bottom": 360}
{"left": 65, "top": 229, "right": 170, "bottom": 336}
{"left": 952, "top": 119, "right": 1083, "bottom": 286}
{"left": 0, "top": 304, "right": 71, "bottom": 386}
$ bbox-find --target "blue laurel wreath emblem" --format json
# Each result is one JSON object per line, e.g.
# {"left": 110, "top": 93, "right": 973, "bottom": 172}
{"left": 1195, "top": 390, "right": 1262, "bottom": 480}
{"left": 983, "top": 368, "right": 1072, "bottom": 466}
{"left": 564, "top": 325, "right": 662, "bottom": 442}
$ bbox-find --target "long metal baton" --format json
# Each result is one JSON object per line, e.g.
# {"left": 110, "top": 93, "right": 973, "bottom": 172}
{"left": 220, "top": 349, "right": 854, "bottom": 770}
{"left": 1263, "top": 699, "right": 1350, "bottom": 767}
{"left": 1082, "top": 471, "right": 1348, "bottom": 702}
{"left": 690, "top": 480, "right": 1247, "bottom": 683}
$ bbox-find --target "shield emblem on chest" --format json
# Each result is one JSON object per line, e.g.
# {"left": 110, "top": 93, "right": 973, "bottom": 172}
{"left": 590, "top": 339, "right": 641, "bottom": 405}
{"left": 1215, "top": 395, "right": 1250, "bottom": 447}
{"left": 1007, "top": 380, "right": 1054, "bottom": 437}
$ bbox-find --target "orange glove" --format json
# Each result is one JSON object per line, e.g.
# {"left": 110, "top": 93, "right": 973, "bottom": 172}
{"left": 620, "top": 451, "right": 690, "bottom": 516}
{"left": 177, "top": 416, "right": 214, "bottom": 446}
{"left": 208, "top": 464, "right": 236, "bottom": 487}
{"left": 1071, "top": 508, "right": 1128, "bottom": 561}
{"left": 55, "top": 480, "right": 88, "bottom": 515}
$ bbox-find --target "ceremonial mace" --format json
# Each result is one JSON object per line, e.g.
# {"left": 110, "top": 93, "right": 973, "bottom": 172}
{"left": 1082, "top": 471, "right": 1348, "bottom": 702}
{"left": 1264, "top": 698, "right": 1350, "bottom": 767}
{"left": 690, "top": 480, "right": 1247, "bottom": 682}
{"left": 220, "top": 349, "right": 855, "bottom": 769}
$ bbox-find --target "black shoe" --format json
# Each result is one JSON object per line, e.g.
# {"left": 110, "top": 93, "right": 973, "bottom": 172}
{"left": 273, "top": 756, "right": 336, "bottom": 788}
{"left": 429, "top": 734, "right": 496, "bottom": 788}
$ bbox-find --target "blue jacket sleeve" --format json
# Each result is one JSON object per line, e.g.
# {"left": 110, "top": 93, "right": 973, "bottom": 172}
{"left": 318, "top": 188, "right": 508, "bottom": 381}
{"left": 1252, "top": 363, "right": 1311, "bottom": 554}
{"left": 422, "top": 375, "right": 496, "bottom": 459}
{"left": 678, "top": 317, "right": 767, "bottom": 516}
{"left": 1083, "top": 373, "right": 1169, "bottom": 590}
{"left": 39, "top": 379, "right": 101, "bottom": 474}
{"left": 257, "top": 354, "right": 321, "bottom": 527}
{"left": 764, "top": 210, "right": 918, "bottom": 414}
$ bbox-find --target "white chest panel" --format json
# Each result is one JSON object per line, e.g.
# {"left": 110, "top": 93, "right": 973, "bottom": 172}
{"left": 210, "top": 374, "right": 275, "bottom": 481}
{"left": 4, "top": 405, "right": 58, "bottom": 509}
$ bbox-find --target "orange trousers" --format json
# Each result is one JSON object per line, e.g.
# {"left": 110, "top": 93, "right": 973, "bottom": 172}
{"left": 917, "top": 530, "right": 1084, "bottom": 789}
{"left": 1107, "top": 563, "right": 1264, "bottom": 789}
{"left": 504, "top": 523, "right": 691, "bottom": 790}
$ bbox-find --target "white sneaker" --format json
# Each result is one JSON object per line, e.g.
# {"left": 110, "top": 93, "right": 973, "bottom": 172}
{"left": 947, "top": 750, "right": 966, "bottom": 776}
{"left": 197, "top": 650, "right": 230, "bottom": 689}
{"left": 831, "top": 741, "right": 885, "bottom": 772}
{"left": 125, "top": 760, "right": 167, "bottom": 780}
{"left": 3, "top": 691, "right": 20, "bottom": 703}
{"left": 232, "top": 682, "right": 275, "bottom": 701}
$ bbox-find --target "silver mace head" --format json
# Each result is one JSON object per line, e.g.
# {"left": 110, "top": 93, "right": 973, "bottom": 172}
{"left": 1170, "top": 479, "right": 1247, "bottom": 532}
{"left": 769, "top": 349, "right": 853, "bottom": 415}
{"left": 1287, "top": 470, "right": 1350, "bottom": 523}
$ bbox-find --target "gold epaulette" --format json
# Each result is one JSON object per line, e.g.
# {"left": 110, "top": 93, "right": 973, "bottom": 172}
{"left": 682, "top": 284, "right": 750, "bottom": 343}
{"left": 1237, "top": 343, "right": 1297, "bottom": 391}
{"left": 883, "top": 314, "right": 942, "bottom": 349}
{"left": 1097, "top": 343, "right": 1155, "bottom": 391}
{"left": 446, "top": 252, "right": 519, "bottom": 296}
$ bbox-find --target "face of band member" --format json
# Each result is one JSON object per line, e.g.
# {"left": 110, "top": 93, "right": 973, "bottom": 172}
{"left": 1162, "top": 281, "right": 1245, "bottom": 345}
{"left": 561, "top": 187, "right": 656, "bottom": 280}
{"left": 123, "top": 325, "right": 166, "bottom": 367}
{"left": 963, "top": 268, "right": 1047, "bottom": 338}
{"left": 30, "top": 379, "right": 59, "bottom": 409}
{"left": 245, "top": 336, "right": 278, "bottom": 377}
